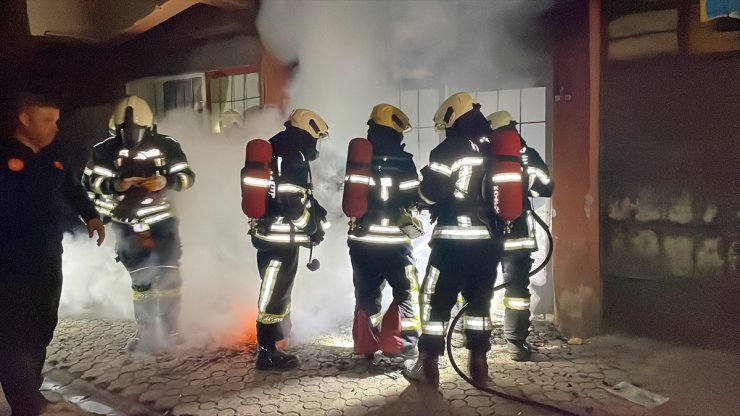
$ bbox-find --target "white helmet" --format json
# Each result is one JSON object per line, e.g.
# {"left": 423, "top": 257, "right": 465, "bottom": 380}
{"left": 287, "top": 109, "right": 329, "bottom": 139}
{"left": 487, "top": 110, "right": 514, "bottom": 130}
{"left": 112, "top": 96, "right": 154, "bottom": 148}
{"left": 112, "top": 96, "right": 153, "bottom": 128}
{"left": 368, "top": 104, "right": 411, "bottom": 133}
{"left": 433, "top": 92, "right": 477, "bottom": 132}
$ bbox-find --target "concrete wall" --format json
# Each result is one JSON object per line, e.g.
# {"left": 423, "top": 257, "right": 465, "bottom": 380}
{"left": 551, "top": 0, "right": 603, "bottom": 338}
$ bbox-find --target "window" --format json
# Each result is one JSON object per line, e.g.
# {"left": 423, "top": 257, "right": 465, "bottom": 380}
{"left": 206, "top": 66, "right": 261, "bottom": 133}
{"left": 126, "top": 72, "right": 206, "bottom": 120}
{"left": 163, "top": 78, "right": 203, "bottom": 113}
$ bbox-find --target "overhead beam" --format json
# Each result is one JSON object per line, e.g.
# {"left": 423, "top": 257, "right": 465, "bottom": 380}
{"left": 112, "top": 0, "right": 200, "bottom": 43}
{"left": 199, "top": 0, "right": 255, "bottom": 9}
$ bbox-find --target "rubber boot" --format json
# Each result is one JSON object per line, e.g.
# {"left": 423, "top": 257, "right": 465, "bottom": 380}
{"left": 506, "top": 340, "right": 538, "bottom": 362}
{"left": 352, "top": 308, "right": 380, "bottom": 359}
{"left": 468, "top": 349, "right": 490, "bottom": 388}
{"left": 378, "top": 300, "right": 403, "bottom": 357}
{"left": 402, "top": 352, "right": 439, "bottom": 387}
{"left": 128, "top": 294, "right": 157, "bottom": 352}
{"left": 256, "top": 345, "right": 299, "bottom": 371}
{"left": 159, "top": 293, "right": 184, "bottom": 348}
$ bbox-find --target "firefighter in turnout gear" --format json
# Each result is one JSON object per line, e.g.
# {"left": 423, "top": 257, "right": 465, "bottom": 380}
{"left": 247, "top": 109, "right": 330, "bottom": 371}
{"left": 403, "top": 92, "right": 503, "bottom": 388}
{"left": 488, "top": 110, "right": 553, "bottom": 361}
{"left": 84, "top": 96, "right": 195, "bottom": 352}
{"left": 345, "top": 104, "right": 422, "bottom": 361}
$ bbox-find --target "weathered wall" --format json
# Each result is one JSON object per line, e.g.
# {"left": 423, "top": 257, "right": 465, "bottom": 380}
{"left": 551, "top": 0, "right": 603, "bottom": 338}
{"left": 601, "top": 54, "right": 740, "bottom": 348}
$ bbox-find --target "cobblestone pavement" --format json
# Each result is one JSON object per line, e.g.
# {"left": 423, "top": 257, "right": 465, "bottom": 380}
{"left": 2, "top": 319, "right": 739, "bottom": 416}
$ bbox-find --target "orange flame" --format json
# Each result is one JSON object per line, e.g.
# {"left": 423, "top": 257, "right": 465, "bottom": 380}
{"left": 212, "top": 308, "right": 257, "bottom": 348}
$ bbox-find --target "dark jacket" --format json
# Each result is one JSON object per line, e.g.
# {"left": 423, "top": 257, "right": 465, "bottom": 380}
{"left": 83, "top": 132, "right": 195, "bottom": 225}
{"left": 251, "top": 127, "right": 328, "bottom": 247}
{"left": 419, "top": 111, "right": 493, "bottom": 241}
{"left": 348, "top": 125, "right": 420, "bottom": 244}
{"left": 1, "top": 137, "right": 98, "bottom": 275}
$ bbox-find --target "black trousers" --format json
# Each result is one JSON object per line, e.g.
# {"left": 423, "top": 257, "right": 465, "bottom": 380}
{"left": 349, "top": 241, "right": 420, "bottom": 354}
{"left": 418, "top": 239, "right": 502, "bottom": 356}
{"left": 0, "top": 257, "right": 62, "bottom": 416}
{"left": 254, "top": 242, "right": 299, "bottom": 348}
{"left": 501, "top": 251, "right": 534, "bottom": 342}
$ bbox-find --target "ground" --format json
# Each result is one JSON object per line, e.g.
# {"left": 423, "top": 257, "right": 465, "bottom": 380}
{"left": 1, "top": 319, "right": 738, "bottom": 416}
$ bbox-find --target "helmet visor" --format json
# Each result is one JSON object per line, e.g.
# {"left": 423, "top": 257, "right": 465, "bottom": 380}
{"left": 120, "top": 124, "right": 147, "bottom": 148}
{"left": 119, "top": 106, "right": 147, "bottom": 148}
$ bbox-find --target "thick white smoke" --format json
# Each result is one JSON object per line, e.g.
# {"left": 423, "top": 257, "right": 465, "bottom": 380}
{"left": 59, "top": 0, "right": 553, "bottom": 347}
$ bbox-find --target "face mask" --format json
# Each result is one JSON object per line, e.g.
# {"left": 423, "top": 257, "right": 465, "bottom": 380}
{"left": 120, "top": 125, "right": 147, "bottom": 148}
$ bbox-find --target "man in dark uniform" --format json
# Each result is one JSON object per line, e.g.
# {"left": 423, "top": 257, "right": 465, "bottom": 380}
{"left": 404, "top": 92, "right": 503, "bottom": 388}
{"left": 488, "top": 110, "right": 553, "bottom": 361}
{"left": 246, "top": 109, "right": 330, "bottom": 371}
{"left": 347, "top": 104, "right": 422, "bottom": 361}
{"left": 0, "top": 93, "right": 105, "bottom": 416}
{"left": 84, "top": 95, "right": 195, "bottom": 352}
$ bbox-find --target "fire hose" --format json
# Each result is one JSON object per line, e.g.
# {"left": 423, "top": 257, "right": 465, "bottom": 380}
{"left": 445, "top": 211, "right": 580, "bottom": 416}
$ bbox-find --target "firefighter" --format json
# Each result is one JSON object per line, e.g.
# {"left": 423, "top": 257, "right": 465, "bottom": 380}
{"left": 84, "top": 96, "right": 195, "bottom": 352}
{"left": 403, "top": 92, "right": 503, "bottom": 388}
{"left": 247, "top": 109, "right": 330, "bottom": 371}
{"left": 488, "top": 110, "right": 553, "bottom": 361}
{"left": 346, "top": 104, "right": 422, "bottom": 362}
{"left": 1, "top": 93, "right": 105, "bottom": 416}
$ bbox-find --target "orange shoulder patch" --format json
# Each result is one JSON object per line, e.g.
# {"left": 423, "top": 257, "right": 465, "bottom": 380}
{"left": 7, "top": 158, "right": 24, "bottom": 172}
{"left": 54, "top": 161, "right": 64, "bottom": 170}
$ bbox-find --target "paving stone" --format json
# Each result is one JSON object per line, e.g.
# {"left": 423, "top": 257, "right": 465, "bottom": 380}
{"left": 450, "top": 406, "right": 479, "bottom": 416}
{"left": 42, "top": 318, "right": 723, "bottom": 416}
{"left": 344, "top": 406, "right": 369, "bottom": 416}
{"left": 172, "top": 402, "right": 201, "bottom": 415}
{"left": 465, "top": 394, "right": 494, "bottom": 408}
{"left": 259, "top": 404, "right": 278, "bottom": 413}
{"left": 543, "top": 390, "right": 574, "bottom": 401}
{"left": 119, "top": 382, "right": 149, "bottom": 398}
{"left": 154, "top": 395, "right": 182, "bottom": 410}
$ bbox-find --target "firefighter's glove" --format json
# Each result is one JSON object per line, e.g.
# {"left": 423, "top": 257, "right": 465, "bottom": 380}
{"left": 310, "top": 226, "right": 325, "bottom": 246}
{"left": 137, "top": 175, "right": 167, "bottom": 192}
{"left": 397, "top": 211, "right": 425, "bottom": 239}
{"left": 114, "top": 177, "right": 147, "bottom": 193}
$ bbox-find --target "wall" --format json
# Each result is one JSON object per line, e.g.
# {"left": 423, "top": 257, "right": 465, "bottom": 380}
{"left": 601, "top": 54, "right": 740, "bottom": 348}
{"left": 551, "top": 0, "right": 603, "bottom": 338}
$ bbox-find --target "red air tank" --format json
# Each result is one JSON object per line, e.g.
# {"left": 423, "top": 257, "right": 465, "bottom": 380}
{"left": 342, "top": 138, "right": 373, "bottom": 218}
{"left": 241, "top": 139, "right": 273, "bottom": 218}
{"left": 488, "top": 129, "right": 524, "bottom": 222}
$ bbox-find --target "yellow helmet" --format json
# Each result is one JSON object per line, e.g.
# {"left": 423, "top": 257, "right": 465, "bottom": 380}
{"left": 487, "top": 110, "right": 514, "bottom": 130}
{"left": 368, "top": 104, "right": 411, "bottom": 133}
{"left": 112, "top": 96, "right": 153, "bottom": 128}
{"left": 287, "top": 108, "right": 329, "bottom": 139}
{"left": 433, "top": 92, "right": 477, "bottom": 132}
